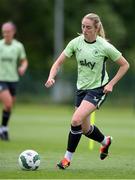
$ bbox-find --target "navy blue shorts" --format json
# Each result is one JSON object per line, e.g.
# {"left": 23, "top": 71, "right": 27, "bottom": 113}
{"left": 75, "top": 86, "right": 107, "bottom": 108}
{"left": 0, "top": 81, "right": 18, "bottom": 96}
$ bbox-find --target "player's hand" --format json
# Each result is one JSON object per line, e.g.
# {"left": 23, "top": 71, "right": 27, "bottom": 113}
{"left": 103, "top": 83, "right": 113, "bottom": 94}
{"left": 45, "top": 78, "right": 55, "bottom": 88}
{"left": 18, "top": 66, "right": 26, "bottom": 76}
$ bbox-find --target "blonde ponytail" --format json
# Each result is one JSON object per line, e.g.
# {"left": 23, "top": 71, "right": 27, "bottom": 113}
{"left": 83, "top": 13, "right": 106, "bottom": 39}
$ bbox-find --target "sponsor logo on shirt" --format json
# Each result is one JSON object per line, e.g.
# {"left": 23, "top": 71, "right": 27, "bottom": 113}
{"left": 1, "top": 58, "right": 13, "bottom": 62}
{"left": 80, "top": 59, "right": 96, "bottom": 70}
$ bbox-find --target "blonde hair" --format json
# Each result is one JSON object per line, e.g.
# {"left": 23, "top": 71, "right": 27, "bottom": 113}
{"left": 2, "top": 21, "right": 16, "bottom": 32}
{"left": 83, "top": 13, "right": 106, "bottom": 39}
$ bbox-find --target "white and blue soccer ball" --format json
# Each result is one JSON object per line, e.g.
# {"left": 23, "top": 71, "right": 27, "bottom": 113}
{"left": 18, "top": 150, "right": 40, "bottom": 170}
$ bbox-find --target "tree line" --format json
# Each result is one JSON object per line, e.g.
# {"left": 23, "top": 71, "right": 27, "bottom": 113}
{"left": 0, "top": 0, "right": 134, "bottom": 98}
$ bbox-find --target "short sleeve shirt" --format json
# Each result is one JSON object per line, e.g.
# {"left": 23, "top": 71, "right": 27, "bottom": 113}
{"left": 0, "top": 39, "right": 27, "bottom": 82}
{"left": 64, "top": 35, "right": 121, "bottom": 90}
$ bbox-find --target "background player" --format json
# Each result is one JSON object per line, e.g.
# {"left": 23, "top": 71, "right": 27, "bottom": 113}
{"left": 0, "top": 22, "right": 28, "bottom": 140}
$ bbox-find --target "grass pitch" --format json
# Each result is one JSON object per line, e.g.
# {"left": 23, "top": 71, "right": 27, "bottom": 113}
{"left": 0, "top": 103, "right": 134, "bottom": 179}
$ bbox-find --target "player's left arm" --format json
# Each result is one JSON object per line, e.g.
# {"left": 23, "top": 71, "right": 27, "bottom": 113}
{"left": 103, "top": 56, "right": 130, "bottom": 94}
{"left": 18, "top": 58, "right": 28, "bottom": 76}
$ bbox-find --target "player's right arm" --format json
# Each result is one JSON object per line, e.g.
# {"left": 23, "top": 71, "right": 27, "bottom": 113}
{"left": 45, "top": 51, "right": 66, "bottom": 88}
{"left": 45, "top": 37, "right": 76, "bottom": 88}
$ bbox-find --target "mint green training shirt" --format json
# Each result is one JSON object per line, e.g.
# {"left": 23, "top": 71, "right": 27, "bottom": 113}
{"left": 0, "top": 39, "right": 26, "bottom": 82}
{"left": 64, "top": 35, "right": 122, "bottom": 90}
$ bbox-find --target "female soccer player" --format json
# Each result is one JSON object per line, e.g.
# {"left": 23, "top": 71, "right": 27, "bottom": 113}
{"left": 45, "top": 13, "right": 129, "bottom": 169}
{"left": 0, "top": 22, "right": 28, "bottom": 141}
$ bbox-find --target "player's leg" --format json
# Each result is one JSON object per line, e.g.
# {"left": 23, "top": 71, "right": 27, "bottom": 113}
{"left": 57, "top": 100, "right": 96, "bottom": 169}
{"left": 82, "top": 115, "right": 112, "bottom": 160}
{"left": 0, "top": 90, "right": 13, "bottom": 140}
{"left": 82, "top": 87, "right": 112, "bottom": 159}
{"left": 82, "top": 115, "right": 105, "bottom": 143}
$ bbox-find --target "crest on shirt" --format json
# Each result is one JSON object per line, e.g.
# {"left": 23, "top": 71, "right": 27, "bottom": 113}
{"left": 92, "top": 49, "right": 99, "bottom": 57}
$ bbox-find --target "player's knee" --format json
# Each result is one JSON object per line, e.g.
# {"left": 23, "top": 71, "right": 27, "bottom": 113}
{"left": 4, "top": 99, "right": 13, "bottom": 111}
{"left": 71, "top": 115, "right": 82, "bottom": 126}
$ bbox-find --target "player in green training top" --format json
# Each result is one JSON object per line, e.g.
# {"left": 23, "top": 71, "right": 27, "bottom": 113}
{"left": 0, "top": 22, "right": 28, "bottom": 141}
{"left": 45, "top": 13, "right": 129, "bottom": 169}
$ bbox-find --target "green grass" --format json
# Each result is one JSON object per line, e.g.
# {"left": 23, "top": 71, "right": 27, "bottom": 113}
{"left": 0, "top": 103, "right": 134, "bottom": 179}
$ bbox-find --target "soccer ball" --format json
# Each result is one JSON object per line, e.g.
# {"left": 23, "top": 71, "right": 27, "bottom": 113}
{"left": 18, "top": 150, "right": 40, "bottom": 170}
